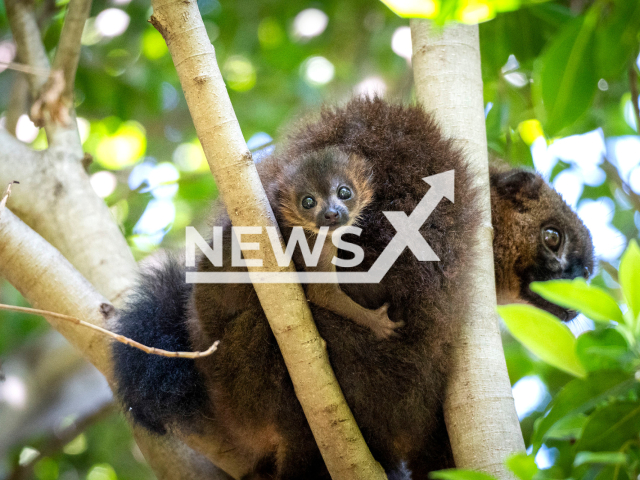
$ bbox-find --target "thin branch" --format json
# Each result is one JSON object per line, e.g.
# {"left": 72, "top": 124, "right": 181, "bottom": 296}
{"left": 8, "top": 403, "right": 116, "bottom": 480}
{"left": 5, "top": 72, "right": 30, "bottom": 136}
{"left": 4, "top": 0, "right": 50, "bottom": 97}
{"left": 0, "top": 182, "right": 18, "bottom": 218}
{"left": 599, "top": 260, "right": 620, "bottom": 284}
{"left": 629, "top": 65, "right": 640, "bottom": 133}
{"left": 0, "top": 303, "right": 220, "bottom": 358}
{"left": 0, "top": 207, "right": 237, "bottom": 480}
{"left": 53, "top": 0, "right": 92, "bottom": 100}
{"left": 601, "top": 158, "right": 640, "bottom": 212}
{"left": 150, "top": 1, "right": 386, "bottom": 478}
{"left": 0, "top": 61, "right": 50, "bottom": 76}
{"left": 37, "top": 0, "right": 59, "bottom": 30}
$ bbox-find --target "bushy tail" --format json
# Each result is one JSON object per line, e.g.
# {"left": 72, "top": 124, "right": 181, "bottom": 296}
{"left": 112, "top": 256, "right": 208, "bottom": 434}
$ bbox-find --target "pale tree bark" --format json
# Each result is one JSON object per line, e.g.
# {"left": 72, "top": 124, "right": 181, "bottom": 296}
{"left": 410, "top": 20, "right": 525, "bottom": 479}
{"left": 148, "top": 1, "right": 386, "bottom": 479}
{"left": 1, "top": 0, "right": 233, "bottom": 477}
{"left": 0, "top": 208, "right": 231, "bottom": 480}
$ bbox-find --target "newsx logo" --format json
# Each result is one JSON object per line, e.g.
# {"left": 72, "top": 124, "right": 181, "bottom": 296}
{"left": 185, "top": 171, "right": 454, "bottom": 284}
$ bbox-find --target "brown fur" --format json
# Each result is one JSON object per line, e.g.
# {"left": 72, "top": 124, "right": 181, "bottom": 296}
{"left": 113, "top": 97, "right": 594, "bottom": 480}
{"left": 190, "top": 98, "right": 484, "bottom": 479}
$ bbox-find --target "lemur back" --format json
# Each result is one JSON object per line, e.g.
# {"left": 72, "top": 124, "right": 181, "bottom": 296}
{"left": 113, "top": 97, "right": 593, "bottom": 480}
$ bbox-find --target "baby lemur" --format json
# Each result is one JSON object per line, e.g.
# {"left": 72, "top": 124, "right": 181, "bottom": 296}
{"left": 236, "top": 147, "right": 398, "bottom": 339}
{"left": 113, "top": 98, "right": 594, "bottom": 479}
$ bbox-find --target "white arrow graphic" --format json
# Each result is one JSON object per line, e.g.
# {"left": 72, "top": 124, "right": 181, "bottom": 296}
{"left": 186, "top": 170, "right": 455, "bottom": 284}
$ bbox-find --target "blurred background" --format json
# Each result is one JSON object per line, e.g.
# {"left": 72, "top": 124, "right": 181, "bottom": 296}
{"left": 0, "top": 0, "right": 638, "bottom": 478}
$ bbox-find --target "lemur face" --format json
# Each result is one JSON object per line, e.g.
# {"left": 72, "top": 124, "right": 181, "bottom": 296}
{"left": 490, "top": 169, "right": 595, "bottom": 321}
{"left": 277, "top": 147, "right": 374, "bottom": 234}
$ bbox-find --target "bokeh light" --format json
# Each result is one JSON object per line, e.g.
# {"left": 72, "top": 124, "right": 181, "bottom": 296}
{"left": 301, "top": 56, "right": 335, "bottom": 86}
{"left": 90, "top": 171, "right": 118, "bottom": 198}
{"left": 391, "top": 26, "right": 412, "bottom": 61}
{"left": 86, "top": 463, "right": 117, "bottom": 480}
{"left": 355, "top": 76, "right": 387, "bottom": 98}
{"left": 247, "top": 132, "right": 274, "bottom": 163}
{"left": 0, "top": 40, "right": 16, "bottom": 73}
{"left": 578, "top": 198, "right": 626, "bottom": 262}
{"left": 142, "top": 28, "right": 168, "bottom": 60}
{"left": 293, "top": 8, "right": 329, "bottom": 40}
{"left": 511, "top": 375, "right": 549, "bottom": 420}
{"left": 15, "top": 114, "right": 39, "bottom": 143}
{"left": 95, "top": 9, "right": 130, "bottom": 38}
{"left": 76, "top": 117, "right": 90, "bottom": 144}
{"left": 94, "top": 120, "right": 147, "bottom": 170}
{"left": 258, "top": 18, "right": 284, "bottom": 49}
{"left": 173, "top": 142, "right": 208, "bottom": 172}
{"left": 134, "top": 199, "right": 176, "bottom": 236}
{"left": 223, "top": 56, "right": 257, "bottom": 92}
{"left": 0, "top": 375, "right": 27, "bottom": 409}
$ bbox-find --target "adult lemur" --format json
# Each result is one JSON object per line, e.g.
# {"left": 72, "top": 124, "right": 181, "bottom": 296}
{"left": 113, "top": 98, "right": 594, "bottom": 479}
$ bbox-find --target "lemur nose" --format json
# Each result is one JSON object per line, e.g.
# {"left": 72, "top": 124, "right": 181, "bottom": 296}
{"left": 324, "top": 209, "right": 340, "bottom": 221}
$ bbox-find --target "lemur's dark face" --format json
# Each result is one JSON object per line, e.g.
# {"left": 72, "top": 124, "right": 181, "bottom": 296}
{"left": 490, "top": 169, "right": 595, "bottom": 321}
{"left": 277, "top": 147, "right": 374, "bottom": 234}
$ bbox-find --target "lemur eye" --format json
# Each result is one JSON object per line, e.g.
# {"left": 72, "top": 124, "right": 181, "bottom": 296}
{"left": 337, "top": 186, "right": 352, "bottom": 200}
{"left": 543, "top": 228, "right": 562, "bottom": 252}
{"left": 301, "top": 196, "right": 317, "bottom": 209}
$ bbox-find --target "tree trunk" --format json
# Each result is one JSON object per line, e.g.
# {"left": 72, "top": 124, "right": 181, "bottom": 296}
{"left": 411, "top": 19, "right": 525, "bottom": 479}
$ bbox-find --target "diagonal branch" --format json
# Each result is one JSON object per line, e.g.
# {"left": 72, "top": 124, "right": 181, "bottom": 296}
{"left": 5, "top": 72, "right": 30, "bottom": 137}
{"left": 150, "top": 1, "right": 386, "bottom": 478}
{"left": 4, "top": 0, "right": 50, "bottom": 98}
{"left": 0, "top": 207, "right": 233, "bottom": 480}
{"left": 53, "top": 0, "right": 92, "bottom": 101}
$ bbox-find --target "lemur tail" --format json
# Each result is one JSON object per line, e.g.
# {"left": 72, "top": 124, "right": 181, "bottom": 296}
{"left": 112, "top": 256, "right": 207, "bottom": 434}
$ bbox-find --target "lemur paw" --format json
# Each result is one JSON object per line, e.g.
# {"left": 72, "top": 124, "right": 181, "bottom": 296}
{"left": 369, "top": 303, "right": 405, "bottom": 340}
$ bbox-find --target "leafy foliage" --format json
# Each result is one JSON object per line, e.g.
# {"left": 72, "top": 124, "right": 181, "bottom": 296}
{"left": 496, "top": 241, "right": 640, "bottom": 480}
{"left": 0, "top": 0, "right": 639, "bottom": 477}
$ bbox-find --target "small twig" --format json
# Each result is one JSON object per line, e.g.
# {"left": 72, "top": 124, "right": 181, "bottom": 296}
{"left": 629, "top": 65, "right": 640, "bottom": 133}
{"left": 8, "top": 403, "right": 115, "bottom": 480}
{"left": 601, "top": 158, "right": 640, "bottom": 212}
{"left": 5, "top": 0, "right": 51, "bottom": 96}
{"left": 0, "top": 61, "right": 50, "bottom": 77}
{"left": 0, "top": 303, "right": 219, "bottom": 359}
{"left": 599, "top": 260, "right": 620, "bottom": 284}
{"left": 53, "top": 0, "right": 92, "bottom": 100}
{"left": 0, "top": 182, "right": 19, "bottom": 218}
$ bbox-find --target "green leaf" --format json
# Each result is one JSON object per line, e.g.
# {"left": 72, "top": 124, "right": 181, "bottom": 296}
{"left": 544, "top": 412, "right": 587, "bottom": 441}
{"left": 530, "top": 371, "right": 634, "bottom": 452}
{"left": 429, "top": 469, "right": 498, "bottom": 480}
{"left": 619, "top": 240, "right": 640, "bottom": 323}
{"left": 498, "top": 304, "right": 586, "bottom": 378}
{"left": 595, "top": 0, "right": 640, "bottom": 79}
{"left": 576, "top": 329, "right": 628, "bottom": 372}
{"left": 535, "top": 13, "right": 598, "bottom": 135}
{"left": 576, "top": 401, "right": 640, "bottom": 451}
{"left": 574, "top": 451, "right": 628, "bottom": 467}
{"left": 530, "top": 279, "right": 623, "bottom": 324}
{"left": 505, "top": 452, "right": 539, "bottom": 480}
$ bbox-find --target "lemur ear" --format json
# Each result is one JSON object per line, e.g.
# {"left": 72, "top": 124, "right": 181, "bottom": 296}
{"left": 492, "top": 170, "right": 542, "bottom": 201}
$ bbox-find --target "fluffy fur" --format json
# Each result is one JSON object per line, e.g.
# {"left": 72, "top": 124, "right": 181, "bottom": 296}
{"left": 112, "top": 97, "right": 594, "bottom": 479}
{"left": 112, "top": 257, "right": 207, "bottom": 435}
